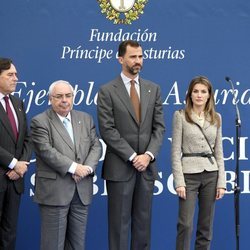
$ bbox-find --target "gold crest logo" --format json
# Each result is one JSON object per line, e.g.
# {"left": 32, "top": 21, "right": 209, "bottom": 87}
{"left": 97, "top": 0, "right": 148, "bottom": 24}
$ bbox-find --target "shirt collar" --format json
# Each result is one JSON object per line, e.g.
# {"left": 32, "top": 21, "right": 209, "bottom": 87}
{"left": 57, "top": 112, "right": 72, "bottom": 123}
{"left": 120, "top": 72, "right": 139, "bottom": 85}
{"left": 0, "top": 93, "right": 9, "bottom": 101}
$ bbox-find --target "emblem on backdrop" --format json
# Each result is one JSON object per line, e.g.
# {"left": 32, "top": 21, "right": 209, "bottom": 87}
{"left": 97, "top": 0, "right": 148, "bottom": 24}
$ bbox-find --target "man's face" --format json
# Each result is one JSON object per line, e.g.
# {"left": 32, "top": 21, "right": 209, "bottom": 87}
{"left": 0, "top": 64, "right": 18, "bottom": 95}
{"left": 49, "top": 82, "right": 74, "bottom": 117}
{"left": 119, "top": 45, "right": 143, "bottom": 77}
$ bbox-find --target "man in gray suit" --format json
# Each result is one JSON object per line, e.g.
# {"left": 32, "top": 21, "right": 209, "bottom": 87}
{"left": 31, "top": 80, "right": 101, "bottom": 250}
{"left": 97, "top": 40, "right": 165, "bottom": 250}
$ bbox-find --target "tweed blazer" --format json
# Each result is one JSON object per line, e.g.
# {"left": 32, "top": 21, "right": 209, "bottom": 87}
{"left": 171, "top": 110, "right": 225, "bottom": 189}
{"left": 31, "top": 109, "right": 101, "bottom": 206}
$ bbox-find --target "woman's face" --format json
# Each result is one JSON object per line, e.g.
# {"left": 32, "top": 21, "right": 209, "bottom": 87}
{"left": 191, "top": 83, "right": 210, "bottom": 110}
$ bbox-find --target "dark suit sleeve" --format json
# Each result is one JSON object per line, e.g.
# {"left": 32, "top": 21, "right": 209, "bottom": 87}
{"left": 18, "top": 101, "right": 32, "bottom": 162}
{"left": 0, "top": 100, "right": 32, "bottom": 168}
{"left": 82, "top": 115, "right": 102, "bottom": 171}
{"left": 144, "top": 85, "right": 165, "bottom": 157}
{"left": 0, "top": 147, "right": 15, "bottom": 168}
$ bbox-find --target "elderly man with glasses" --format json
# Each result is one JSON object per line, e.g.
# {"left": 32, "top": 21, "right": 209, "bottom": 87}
{"left": 30, "top": 80, "right": 102, "bottom": 250}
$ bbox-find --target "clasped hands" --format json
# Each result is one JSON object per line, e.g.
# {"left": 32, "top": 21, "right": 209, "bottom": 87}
{"left": 72, "top": 164, "right": 92, "bottom": 183}
{"left": 6, "top": 161, "right": 29, "bottom": 180}
{"left": 132, "top": 154, "right": 151, "bottom": 172}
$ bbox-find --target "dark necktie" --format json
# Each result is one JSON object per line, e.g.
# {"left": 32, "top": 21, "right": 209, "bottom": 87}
{"left": 4, "top": 96, "right": 18, "bottom": 140}
{"left": 130, "top": 80, "right": 141, "bottom": 123}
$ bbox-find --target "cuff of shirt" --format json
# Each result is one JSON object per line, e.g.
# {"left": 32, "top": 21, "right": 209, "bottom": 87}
{"left": 68, "top": 162, "right": 77, "bottom": 174}
{"left": 129, "top": 152, "right": 137, "bottom": 162}
{"left": 8, "top": 158, "right": 18, "bottom": 169}
{"left": 145, "top": 151, "right": 154, "bottom": 161}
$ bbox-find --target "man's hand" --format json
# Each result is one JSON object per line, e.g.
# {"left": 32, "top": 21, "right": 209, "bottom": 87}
{"left": 132, "top": 154, "right": 151, "bottom": 172}
{"left": 72, "top": 174, "right": 82, "bottom": 183}
{"left": 14, "top": 161, "right": 29, "bottom": 178}
{"left": 6, "top": 170, "right": 20, "bottom": 180}
{"left": 74, "top": 164, "right": 91, "bottom": 178}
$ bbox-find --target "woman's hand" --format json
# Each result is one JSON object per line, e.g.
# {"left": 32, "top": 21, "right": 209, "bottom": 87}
{"left": 216, "top": 188, "right": 225, "bottom": 200}
{"left": 176, "top": 186, "right": 186, "bottom": 200}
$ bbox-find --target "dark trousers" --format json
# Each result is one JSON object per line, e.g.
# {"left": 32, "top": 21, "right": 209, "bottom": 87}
{"left": 176, "top": 171, "right": 218, "bottom": 250}
{"left": 0, "top": 179, "right": 21, "bottom": 250}
{"left": 107, "top": 172, "right": 154, "bottom": 250}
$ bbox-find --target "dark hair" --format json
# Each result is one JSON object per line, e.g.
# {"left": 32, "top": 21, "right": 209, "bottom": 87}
{"left": 118, "top": 40, "right": 141, "bottom": 57}
{"left": 185, "top": 75, "right": 220, "bottom": 127}
{"left": 0, "top": 58, "right": 12, "bottom": 75}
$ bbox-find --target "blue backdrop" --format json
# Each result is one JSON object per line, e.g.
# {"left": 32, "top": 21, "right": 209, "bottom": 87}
{"left": 1, "top": 1, "right": 250, "bottom": 249}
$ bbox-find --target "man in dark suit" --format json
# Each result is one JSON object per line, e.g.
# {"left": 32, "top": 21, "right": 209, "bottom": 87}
{"left": 31, "top": 80, "right": 101, "bottom": 250}
{"left": 0, "top": 58, "right": 32, "bottom": 249}
{"left": 97, "top": 40, "right": 165, "bottom": 250}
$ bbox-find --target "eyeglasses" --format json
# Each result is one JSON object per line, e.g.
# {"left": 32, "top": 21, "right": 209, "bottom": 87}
{"left": 51, "top": 93, "right": 74, "bottom": 100}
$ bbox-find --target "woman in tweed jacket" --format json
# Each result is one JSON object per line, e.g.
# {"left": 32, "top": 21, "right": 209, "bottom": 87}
{"left": 171, "top": 76, "right": 226, "bottom": 250}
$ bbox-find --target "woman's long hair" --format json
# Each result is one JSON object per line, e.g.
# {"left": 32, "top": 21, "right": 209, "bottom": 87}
{"left": 185, "top": 76, "right": 220, "bottom": 127}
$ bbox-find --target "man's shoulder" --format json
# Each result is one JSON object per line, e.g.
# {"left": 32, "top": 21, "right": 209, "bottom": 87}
{"left": 99, "top": 76, "right": 121, "bottom": 89}
{"left": 71, "top": 109, "right": 93, "bottom": 120}
{"left": 10, "top": 94, "right": 23, "bottom": 104}
{"left": 31, "top": 109, "right": 51, "bottom": 121}
{"left": 140, "top": 78, "right": 159, "bottom": 88}
{"left": 10, "top": 94, "right": 21, "bottom": 100}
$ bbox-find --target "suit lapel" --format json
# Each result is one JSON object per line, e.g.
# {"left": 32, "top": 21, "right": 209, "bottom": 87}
{"left": 113, "top": 77, "right": 152, "bottom": 125}
{"left": 203, "top": 119, "right": 212, "bottom": 130}
{"left": 0, "top": 96, "right": 18, "bottom": 142}
{"left": 113, "top": 77, "right": 139, "bottom": 124}
{"left": 190, "top": 112, "right": 212, "bottom": 132}
{"left": 48, "top": 110, "right": 75, "bottom": 151}
{"left": 190, "top": 113, "right": 201, "bottom": 126}
{"left": 71, "top": 111, "right": 81, "bottom": 153}
{"left": 10, "top": 96, "right": 25, "bottom": 143}
{"left": 139, "top": 79, "right": 151, "bottom": 124}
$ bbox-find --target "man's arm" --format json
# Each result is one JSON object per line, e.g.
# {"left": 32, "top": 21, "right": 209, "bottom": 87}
{"left": 81, "top": 115, "right": 102, "bottom": 172}
{"left": 144, "top": 85, "right": 165, "bottom": 157}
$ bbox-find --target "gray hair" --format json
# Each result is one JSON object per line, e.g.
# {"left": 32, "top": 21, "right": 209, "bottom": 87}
{"left": 48, "top": 80, "right": 74, "bottom": 96}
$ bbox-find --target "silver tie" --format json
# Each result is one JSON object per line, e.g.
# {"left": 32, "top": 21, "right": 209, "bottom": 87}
{"left": 63, "top": 118, "right": 74, "bottom": 144}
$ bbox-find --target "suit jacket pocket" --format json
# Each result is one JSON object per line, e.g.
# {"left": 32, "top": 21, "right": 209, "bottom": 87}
{"left": 36, "top": 171, "right": 57, "bottom": 180}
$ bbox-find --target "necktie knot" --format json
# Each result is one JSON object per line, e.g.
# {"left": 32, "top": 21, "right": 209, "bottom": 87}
{"left": 63, "top": 117, "right": 69, "bottom": 124}
{"left": 4, "top": 95, "right": 9, "bottom": 103}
